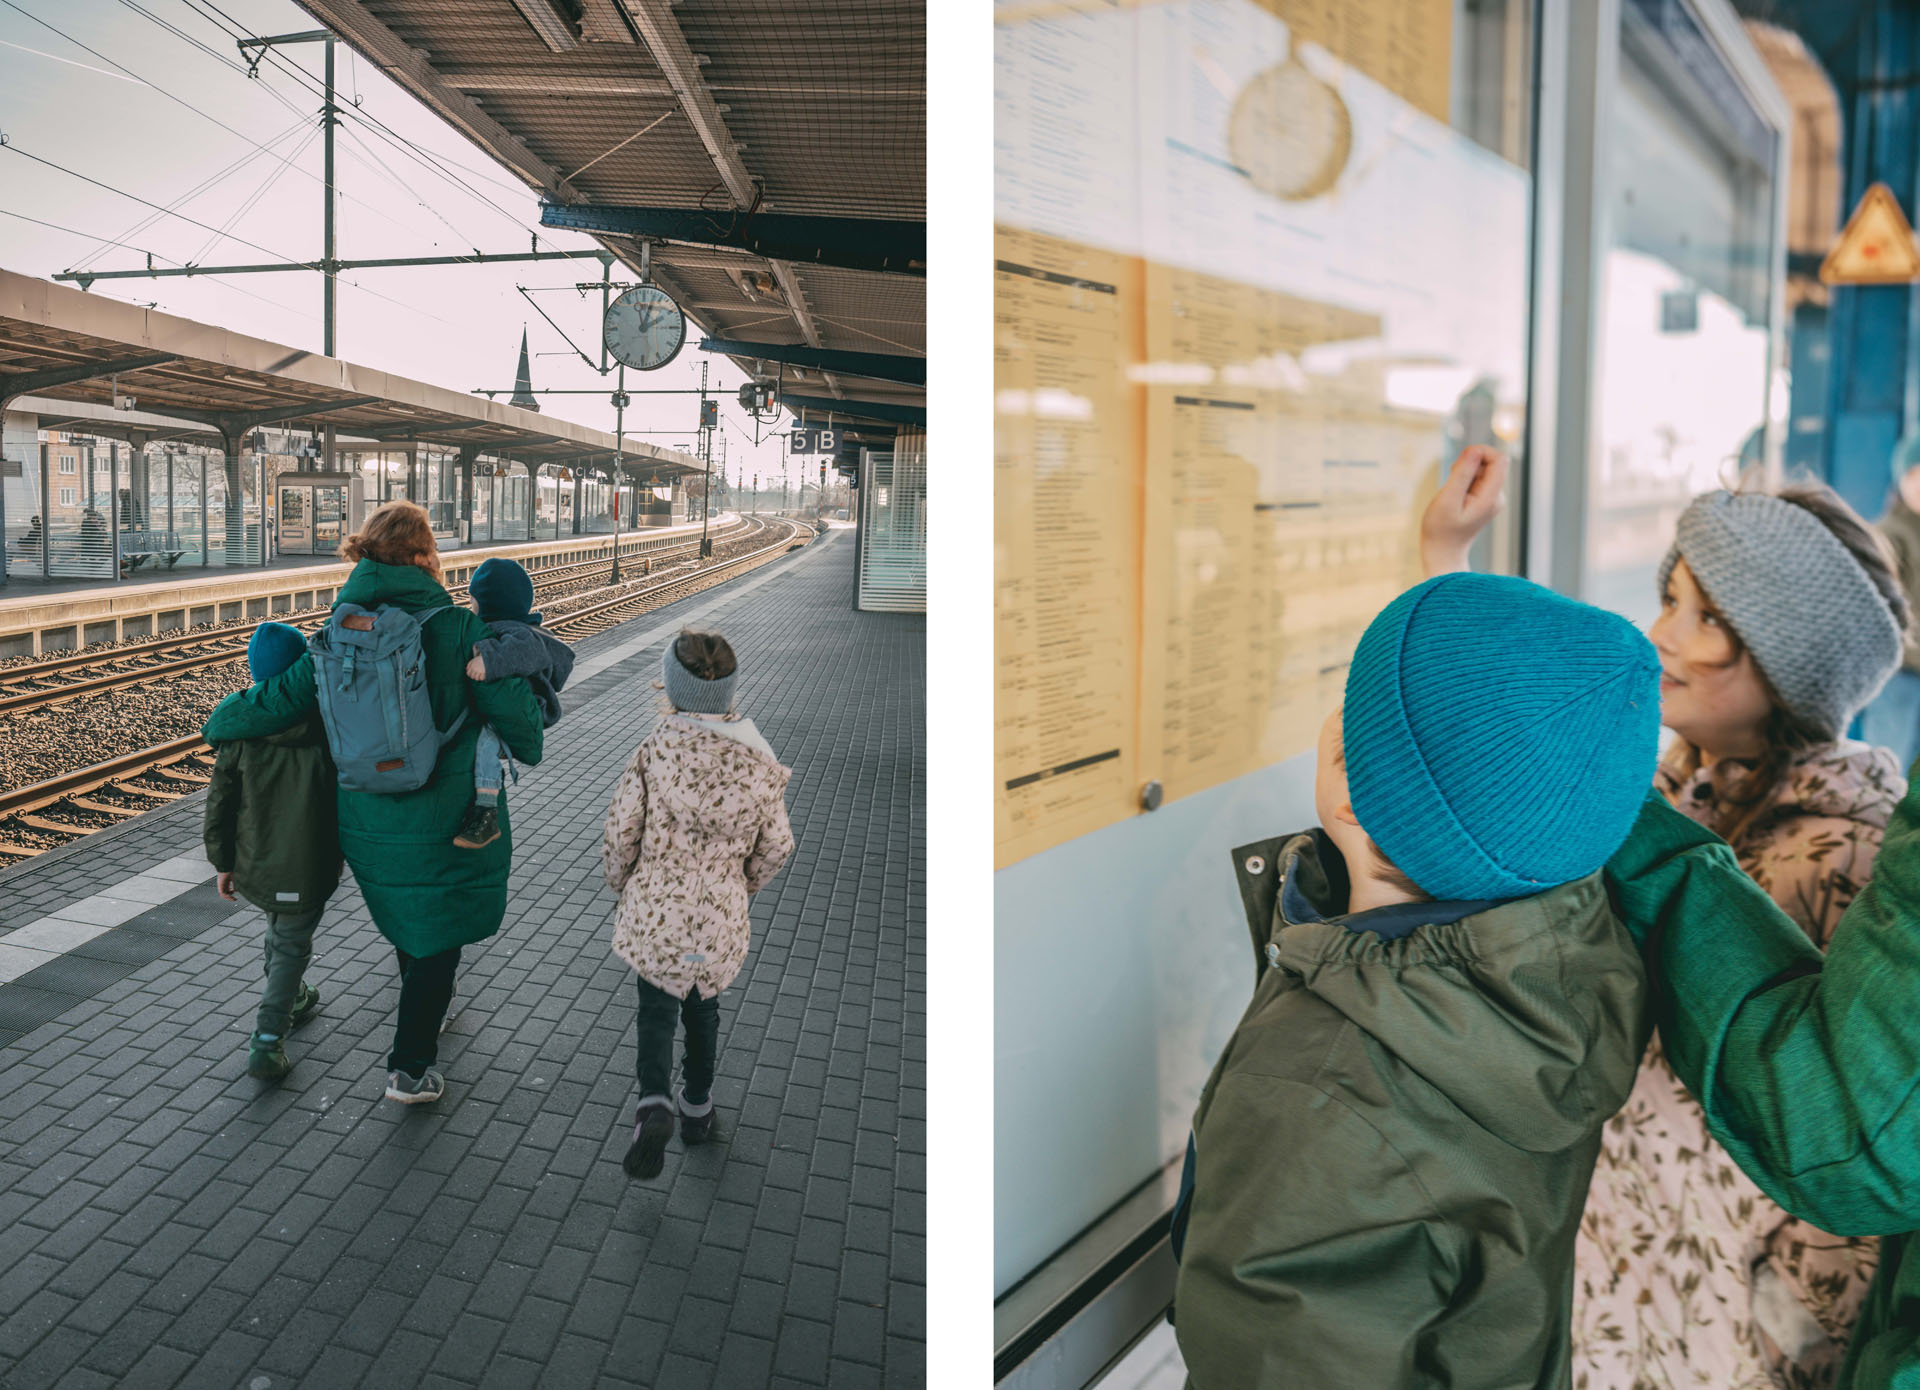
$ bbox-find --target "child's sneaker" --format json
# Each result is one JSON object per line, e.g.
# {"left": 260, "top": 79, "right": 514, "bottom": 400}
{"left": 247, "top": 1034, "right": 291, "bottom": 1081}
{"left": 453, "top": 804, "right": 500, "bottom": 849}
{"left": 289, "top": 984, "right": 321, "bottom": 1028}
{"left": 384, "top": 1068, "right": 445, "bottom": 1104}
{"left": 676, "top": 1088, "right": 715, "bottom": 1145}
{"left": 623, "top": 1099, "right": 675, "bottom": 1178}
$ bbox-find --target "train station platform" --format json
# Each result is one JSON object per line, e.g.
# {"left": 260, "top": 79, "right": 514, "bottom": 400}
{"left": 0, "top": 530, "right": 925, "bottom": 1388}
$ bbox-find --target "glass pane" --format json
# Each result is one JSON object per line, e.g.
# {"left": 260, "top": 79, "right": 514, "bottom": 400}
{"left": 994, "top": 0, "right": 1535, "bottom": 1297}
{"left": 1586, "top": 0, "right": 1777, "bottom": 623}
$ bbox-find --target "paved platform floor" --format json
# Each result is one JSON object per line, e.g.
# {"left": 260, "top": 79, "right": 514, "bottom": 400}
{"left": 0, "top": 531, "right": 925, "bottom": 1389}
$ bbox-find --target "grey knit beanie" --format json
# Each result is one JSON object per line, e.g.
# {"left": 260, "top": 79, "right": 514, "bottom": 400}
{"left": 663, "top": 639, "right": 737, "bottom": 714}
{"left": 1657, "top": 490, "right": 1902, "bottom": 739}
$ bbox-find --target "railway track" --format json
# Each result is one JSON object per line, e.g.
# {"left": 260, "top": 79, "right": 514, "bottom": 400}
{"left": 0, "top": 517, "right": 812, "bottom": 865}
{"left": 0, "top": 517, "right": 760, "bottom": 718}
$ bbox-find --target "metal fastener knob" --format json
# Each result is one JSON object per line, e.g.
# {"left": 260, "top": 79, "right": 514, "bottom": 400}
{"left": 1140, "top": 780, "right": 1163, "bottom": 812}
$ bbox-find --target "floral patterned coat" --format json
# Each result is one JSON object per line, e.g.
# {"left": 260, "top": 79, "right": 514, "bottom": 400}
{"left": 601, "top": 712, "right": 795, "bottom": 999}
{"left": 1572, "top": 739, "right": 1905, "bottom": 1390}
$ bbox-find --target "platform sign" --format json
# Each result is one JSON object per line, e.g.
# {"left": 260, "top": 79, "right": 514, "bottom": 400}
{"left": 1821, "top": 183, "right": 1920, "bottom": 285}
{"left": 790, "top": 428, "right": 839, "bottom": 454}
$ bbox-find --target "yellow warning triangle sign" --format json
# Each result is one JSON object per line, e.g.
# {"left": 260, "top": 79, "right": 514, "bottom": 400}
{"left": 1821, "top": 182, "right": 1920, "bottom": 285}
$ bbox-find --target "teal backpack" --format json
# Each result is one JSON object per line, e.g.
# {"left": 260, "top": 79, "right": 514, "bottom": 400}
{"left": 308, "top": 602, "right": 467, "bottom": 793}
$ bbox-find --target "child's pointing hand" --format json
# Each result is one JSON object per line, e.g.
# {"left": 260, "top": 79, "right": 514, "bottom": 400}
{"left": 1421, "top": 446, "right": 1509, "bottom": 578}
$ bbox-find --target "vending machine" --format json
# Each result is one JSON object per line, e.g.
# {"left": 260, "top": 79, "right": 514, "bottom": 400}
{"left": 274, "top": 472, "right": 365, "bottom": 555}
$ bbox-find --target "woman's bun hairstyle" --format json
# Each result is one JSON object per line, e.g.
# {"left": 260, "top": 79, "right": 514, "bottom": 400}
{"left": 339, "top": 501, "right": 441, "bottom": 577}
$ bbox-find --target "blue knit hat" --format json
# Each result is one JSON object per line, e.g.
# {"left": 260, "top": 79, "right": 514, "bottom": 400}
{"left": 247, "top": 621, "right": 307, "bottom": 684}
{"left": 1343, "top": 573, "right": 1661, "bottom": 901}
{"left": 469, "top": 557, "right": 537, "bottom": 624}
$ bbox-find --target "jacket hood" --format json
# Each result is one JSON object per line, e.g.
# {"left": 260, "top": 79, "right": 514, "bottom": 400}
{"left": 263, "top": 708, "right": 328, "bottom": 749}
{"left": 1658, "top": 739, "right": 1904, "bottom": 835}
{"left": 651, "top": 717, "right": 790, "bottom": 838}
{"left": 1241, "top": 831, "right": 1646, "bottom": 1152}
{"left": 335, "top": 558, "right": 450, "bottom": 612}
{"left": 668, "top": 712, "right": 777, "bottom": 761}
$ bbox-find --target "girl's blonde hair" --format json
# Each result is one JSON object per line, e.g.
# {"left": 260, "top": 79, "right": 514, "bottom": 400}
{"left": 339, "top": 500, "right": 442, "bottom": 579}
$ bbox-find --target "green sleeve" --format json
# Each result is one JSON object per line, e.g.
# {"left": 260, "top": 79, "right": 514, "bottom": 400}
{"left": 202, "top": 743, "right": 242, "bottom": 873}
{"left": 202, "top": 654, "right": 318, "bottom": 742}
{"left": 1605, "top": 788, "right": 1920, "bottom": 1234}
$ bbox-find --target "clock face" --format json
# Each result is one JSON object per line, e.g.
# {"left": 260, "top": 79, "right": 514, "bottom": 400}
{"left": 1228, "top": 56, "right": 1352, "bottom": 202}
{"left": 604, "top": 286, "right": 687, "bottom": 371}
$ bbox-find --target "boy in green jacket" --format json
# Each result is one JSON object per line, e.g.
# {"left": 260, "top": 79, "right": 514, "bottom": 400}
{"left": 204, "top": 621, "right": 341, "bottom": 1082}
{"left": 1172, "top": 573, "right": 1661, "bottom": 1389}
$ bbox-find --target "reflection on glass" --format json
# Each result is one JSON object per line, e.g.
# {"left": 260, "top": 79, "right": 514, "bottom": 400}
{"left": 1587, "top": 2, "right": 1776, "bottom": 624}
{"left": 993, "top": 0, "right": 1538, "bottom": 1299}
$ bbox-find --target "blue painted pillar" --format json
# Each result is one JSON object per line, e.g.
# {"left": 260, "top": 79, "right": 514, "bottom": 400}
{"left": 1823, "top": 1, "right": 1920, "bottom": 519}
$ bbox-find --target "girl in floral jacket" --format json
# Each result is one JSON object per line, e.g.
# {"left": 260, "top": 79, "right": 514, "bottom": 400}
{"left": 601, "top": 629, "right": 795, "bottom": 1180}
{"left": 1568, "top": 484, "right": 1910, "bottom": 1390}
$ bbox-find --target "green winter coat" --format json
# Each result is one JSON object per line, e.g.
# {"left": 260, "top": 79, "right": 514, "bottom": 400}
{"left": 202, "top": 709, "right": 340, "bottom": 916}
{"left": 1604, "top": 789, "right": 1920, "bottom": 1390}
{"left": 1172, "top": 830, "right": 1647, "bottom": 1390}
{"left": 200, "top": 559, "right": 544, "bottom": 958}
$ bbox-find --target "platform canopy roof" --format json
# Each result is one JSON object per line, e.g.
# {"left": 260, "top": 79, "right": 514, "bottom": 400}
{"left": 0, "top": 269, "right": 700, "bottom": 476}
{"left": 296, "top": 0, "right": 925, "bottom": 429}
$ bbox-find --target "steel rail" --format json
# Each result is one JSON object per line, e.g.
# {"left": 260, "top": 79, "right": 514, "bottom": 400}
{"left": 0, "top": 735, "right": 210, "bottom": 821}
{"left": 0, "top": 522, "right": 757, "bottom": 711}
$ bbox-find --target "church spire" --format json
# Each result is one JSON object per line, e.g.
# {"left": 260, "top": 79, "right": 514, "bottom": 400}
{"left": 510, "top": 327, "right": 540, "bottom": 412}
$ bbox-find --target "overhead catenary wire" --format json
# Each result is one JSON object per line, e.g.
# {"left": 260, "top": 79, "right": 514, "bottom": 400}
{"left": 68, "top": 112, "right": 312, "bottom": 269}
{"left": 0, "top": 208, "right": 318, "bottom": 321}
{"left": 178, "top": 0, "right": 552, "bottom": 227}
{"left": 1, "top": 0, "right": 523, "bottom": 337}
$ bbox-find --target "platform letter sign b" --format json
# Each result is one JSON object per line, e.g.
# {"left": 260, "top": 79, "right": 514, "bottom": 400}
{"left": 791, "top": 429, "right": 837, "bottom": 455}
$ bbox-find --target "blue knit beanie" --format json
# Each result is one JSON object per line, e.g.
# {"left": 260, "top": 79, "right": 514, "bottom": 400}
{"left": 1343, "top": 573, "right": 1661, "bottom": 901}
{"left": 247, "top": 621, "right": 307, "bottom": 684}
{"left": 469, "top": 557, "right": 536, "bottom": 624}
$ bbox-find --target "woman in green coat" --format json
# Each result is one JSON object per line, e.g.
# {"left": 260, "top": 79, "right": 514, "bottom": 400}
{"left": 202, "top": 502, "right": 544, "bottom": 1105}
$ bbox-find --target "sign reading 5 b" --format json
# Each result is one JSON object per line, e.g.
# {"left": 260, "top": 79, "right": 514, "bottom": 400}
{"left": 790, "top": 428, "right": 838, "bottom": 454}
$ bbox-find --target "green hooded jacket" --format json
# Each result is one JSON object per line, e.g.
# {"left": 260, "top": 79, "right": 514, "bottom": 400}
{"left": 202, "top": 708, "right": 339, "bottom": 916}
{"left": 1172, "top": 830, "right": 1648, "bottom": 1390}
{"left": 1604, "top": 788, "right": 1920, "bottom": 1389}
{"left": 200, "top": 559, "right": 544, "bottom": 958}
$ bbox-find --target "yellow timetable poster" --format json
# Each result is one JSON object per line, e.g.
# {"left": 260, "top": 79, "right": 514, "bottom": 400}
{"left": 1139, "top": 262, "right": 1438, "bottom": 803}
{"left": 994, "top": 227, "right": 1146, "bottom": 867}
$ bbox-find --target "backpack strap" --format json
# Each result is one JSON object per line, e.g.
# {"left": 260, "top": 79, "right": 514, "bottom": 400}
{"left": 417, "top": 604, "right": 470, "bottom": 745}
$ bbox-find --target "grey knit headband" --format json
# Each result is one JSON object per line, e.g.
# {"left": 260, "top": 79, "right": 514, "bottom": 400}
{"left": 1657, "top": 491, "right": 1902, "bottom": 740}
{"left": 663, "top": 641, "right": 737, "bottom": 715}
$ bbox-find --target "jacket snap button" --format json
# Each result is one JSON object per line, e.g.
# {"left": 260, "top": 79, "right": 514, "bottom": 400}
{"left": 1244, "top": 855, "right": 1266, "bottom": 876}
{"left": 1265, "top": 943, "right": 1280, "bottom": 966}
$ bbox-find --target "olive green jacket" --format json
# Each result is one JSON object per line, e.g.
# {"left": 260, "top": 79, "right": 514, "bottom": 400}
{"left": 202, "top": 560, "right": 544, "bottom": 957}
{"left": 1604, "top": 789, "right": 1920, "bottom": 1388}
{"left": 1172, "top": 831, "right": 1647, "bottom": 1390}
{"left": 202, "top": 709, "right": 339, "bottom": 916}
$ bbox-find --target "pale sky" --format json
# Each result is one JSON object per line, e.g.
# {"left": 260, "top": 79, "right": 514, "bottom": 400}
{"left": 0, "top": 0, "right": 806, "bottom": 492}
